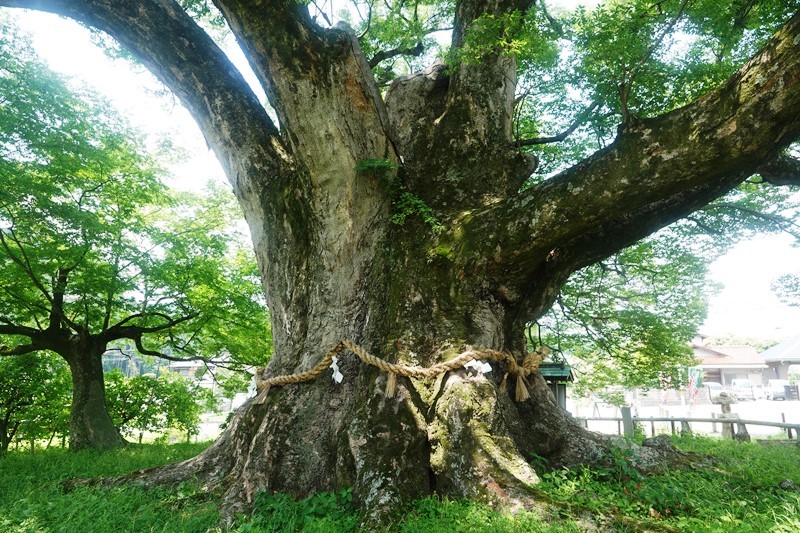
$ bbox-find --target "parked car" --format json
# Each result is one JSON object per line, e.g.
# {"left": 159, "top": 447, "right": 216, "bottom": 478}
{"left": 765, "top": 379, "right": 790, "bottom": 401}
{"left": 703, "top": 381, "right": 727, "bottom": 401}
{"left": 730, "top": 379, "right": 756, "bottom": 400}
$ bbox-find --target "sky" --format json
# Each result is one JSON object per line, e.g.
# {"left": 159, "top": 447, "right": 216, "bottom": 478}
{"left": 13, "top": 10, "right": 229, "bottom": 193}
{"left": 702, "top": 235, "right": 800, "bottom": 340}
{"left": 6, "top": 7, "right": 800, "bottom": 342}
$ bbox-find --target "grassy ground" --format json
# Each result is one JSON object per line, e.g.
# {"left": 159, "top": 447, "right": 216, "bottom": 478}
{"left": 1, "top": 436, "right": 799, "bottom": 531}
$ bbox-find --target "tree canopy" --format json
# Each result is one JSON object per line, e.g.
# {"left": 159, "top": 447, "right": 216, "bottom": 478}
{"left": 0, "top": 19, "right": 269, "bottom": 366}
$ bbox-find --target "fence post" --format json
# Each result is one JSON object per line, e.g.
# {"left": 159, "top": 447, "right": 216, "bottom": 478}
{"left": 621, "top": 407, "right": 634, "bottom": 438}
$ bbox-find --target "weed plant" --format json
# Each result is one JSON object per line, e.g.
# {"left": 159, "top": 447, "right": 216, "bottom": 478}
{"left": 1, "top": 436, "right": 798, "bottom": 531}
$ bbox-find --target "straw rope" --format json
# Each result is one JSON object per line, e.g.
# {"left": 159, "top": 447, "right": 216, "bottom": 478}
{"left": 254, "top": 340, "right": 547, "bottom": 403}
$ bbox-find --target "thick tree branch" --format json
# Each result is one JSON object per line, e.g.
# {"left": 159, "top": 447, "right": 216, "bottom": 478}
{"left": 368, "top": 41, "right": 424, "bottom": 68}
{"left": 129, "top": 333, "right": 229, "bottom": 366}
{"left": 211, "top": 0, "right": 324, "bottom": 123}
{"left": 213, "top": 0, "right": 398, "bottom": 168}
{"left": 445, "top": 0, "right": 536, "bottom": 143}
{"left": 0, "top": 0, "right": 288, "bottom": 188}
{"left": 0, "top": 319, "right": 41, "bottom": 338}
{"left": 488, "top": 10, "right": 800, "bottom": 283}
{"left": 757, "top": 154, "right": 800, "bottom": 186}
{"left": 0, "top": 342, "right": 41, "bottom": 356}
{"left": 102, "top": 312, "right": 199, "bottom": 344}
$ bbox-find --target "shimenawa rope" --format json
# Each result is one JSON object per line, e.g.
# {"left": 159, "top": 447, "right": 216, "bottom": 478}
{"left": 254, "top": 340, "right": 548, "bottom": 403}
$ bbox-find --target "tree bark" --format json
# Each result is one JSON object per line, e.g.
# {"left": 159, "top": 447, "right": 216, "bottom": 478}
{"left": 0, "top": 419, "right": 14, "bottom": 453}
{"left": 4, "top": 0, "right": 800, "bottom": 526}
{"left": 64, "top": 340, "right": 125, "bottom": 450}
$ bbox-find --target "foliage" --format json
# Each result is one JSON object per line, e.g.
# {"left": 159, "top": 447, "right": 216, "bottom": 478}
{"left": 0, "top": 19, "right": 270, "bottom": 368}
{"left": 536, "top": 226, "right": 712, "bottom": 394}
{"left": 773, "top": 272, "right": 800, "bottom": 307}
{"left": 104, "top": 369, "right": 217, "bottom": 439}
{"left": 143, "top": 184, "right": 273, "bottom": 367}
{"left": 392, "top": 192, "right": 445, "bottom": 233}
{"left": 358, "top": 158, "right": 445, "bottom": 233}
{"left": 0, "top": 353, "right": 70, "bottom": 451}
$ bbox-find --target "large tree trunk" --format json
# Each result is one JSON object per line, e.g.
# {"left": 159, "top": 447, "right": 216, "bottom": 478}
{"left": 6, "top": 0, "right": 800, "bottom": 526}
{"left": 64, "top": 341, "right": 124, "bottom": 450}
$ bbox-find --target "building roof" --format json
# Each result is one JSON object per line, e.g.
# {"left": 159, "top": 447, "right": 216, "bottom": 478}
{"left": 760, "top": 334, "right": 800, "bottom": 363}
{"left": 693, "top": 344, "right": 767, "bottom": 369}
{"left": 539, "top": 362, "right": 574, "bottom": 381}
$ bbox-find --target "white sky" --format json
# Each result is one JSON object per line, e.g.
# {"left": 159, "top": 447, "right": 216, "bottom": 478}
{"left": 7, "top": 7, "right": 800, "bottom": 342}
{"left": 702, "top": 235, "right": 800, "bottom": 340}
{"left": 13, "top": 10, "right": 228, "bottom": 192}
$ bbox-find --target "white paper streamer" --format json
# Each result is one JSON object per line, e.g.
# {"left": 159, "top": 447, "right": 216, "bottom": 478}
{"left": 330, "top": 355, "right": 344, "bottom": 383}
{"left": 464, "top": 360, "right": 492, "bottom": 374}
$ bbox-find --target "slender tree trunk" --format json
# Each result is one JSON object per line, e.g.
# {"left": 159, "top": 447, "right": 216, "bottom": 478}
{"left": 0, "top": 419, "right": 10, "bottom": 453}
{"left": 65, "top": 343, "right": 124, "bottom": 450}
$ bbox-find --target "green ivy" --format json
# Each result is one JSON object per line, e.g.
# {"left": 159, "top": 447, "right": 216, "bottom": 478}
{"left": 356, "top": 159, "right": 444, "bottom": 234}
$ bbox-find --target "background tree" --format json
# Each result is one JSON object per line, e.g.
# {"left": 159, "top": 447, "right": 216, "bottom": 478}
{"left": 105, "top": 369, "right": 218, "bottom": 443}
{"left": 0, "top": 353, "right": 71, "bottom": 453}
{"left": 0, "top": 22, "right": 269, "bottom": 450}
{"left": 773, "top": 272, "right": 800, "bottom": 307}
{"left": 2, "top": 0, "right": 800, "bottom": 525}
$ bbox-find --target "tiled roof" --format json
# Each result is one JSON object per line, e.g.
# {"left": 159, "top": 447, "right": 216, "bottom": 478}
{"left": 692, "top": 344, "right": 766, "bottom": 368}
{"left": 760, "top": 334, "right": 800, "bottom": 363}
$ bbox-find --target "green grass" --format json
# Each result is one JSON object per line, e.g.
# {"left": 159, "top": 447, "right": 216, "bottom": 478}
{"left": 1, "top": 437, "right": 799, "bottom": 532}
{"left": 0, "top": 442, "right": 219, "bottom": 533}
{"left": 536, "top": 436, "right": 800, "bottom": 532}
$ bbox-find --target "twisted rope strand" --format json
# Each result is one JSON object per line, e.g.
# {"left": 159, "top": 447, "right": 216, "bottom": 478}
{"left": 256, "top": 340, "right": 545, "bottom": 402}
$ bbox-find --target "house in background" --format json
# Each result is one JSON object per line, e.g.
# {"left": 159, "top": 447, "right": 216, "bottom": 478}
{"left": 692, "top": 337, "right": 767, "bottom": 386}
{"left": 759, "top": 334, "right": 800, "bottom": 380}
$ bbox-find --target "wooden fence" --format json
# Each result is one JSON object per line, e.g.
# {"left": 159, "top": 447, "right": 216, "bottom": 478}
{"left": 577, "top": 408, "right": 800, "bottom": 441}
